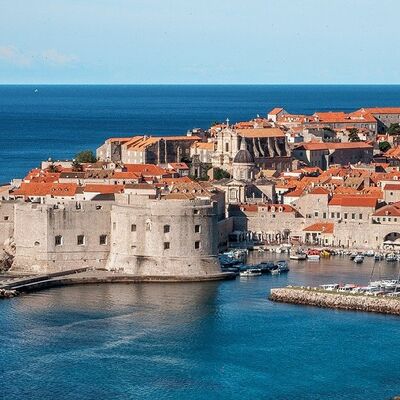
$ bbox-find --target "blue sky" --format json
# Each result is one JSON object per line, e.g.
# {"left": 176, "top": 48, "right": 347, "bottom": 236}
{"left": 1, "top": 0, "right": 399, "bottom": 84}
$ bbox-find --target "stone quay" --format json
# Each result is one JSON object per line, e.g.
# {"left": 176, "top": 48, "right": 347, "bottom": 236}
{"left": 269, "top": 287, "right": 400, "bottom": 316}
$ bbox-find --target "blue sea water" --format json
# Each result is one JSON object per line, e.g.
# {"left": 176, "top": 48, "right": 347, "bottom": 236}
{"left": 1, "top": 84, "right": 400, "bottom": 182}
{"left": 1, "top": 256, "right": 399, "bottom": 400}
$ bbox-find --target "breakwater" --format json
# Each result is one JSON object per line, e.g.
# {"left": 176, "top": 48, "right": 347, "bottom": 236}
{"left": 269, "top": 287, "right": 400, "bottom": 316}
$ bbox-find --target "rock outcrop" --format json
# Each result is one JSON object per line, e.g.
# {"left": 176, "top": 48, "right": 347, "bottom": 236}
{"left": 0, "top": 237, "right": 15, "bottom": 272}
{"left": 0, "top": 288, "right": 18, "bottom": 299}
{"left": 269, "top": 287, "right": 400, "bottom": 316}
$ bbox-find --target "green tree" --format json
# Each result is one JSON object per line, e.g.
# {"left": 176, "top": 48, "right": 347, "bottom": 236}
{"left": 387, "top": 123, "right": 400, "bottom": 135}
{"left": 74, "top": 150, "right": 97, "bottom": 163}
{"left": 213, "top": 167, "right": 231, "bottom": 180}
{"left": 47, "top": 163, "right": 58, "bottom": 173}
{"left": 348, "top": 128, "right": 361, "bottom": 142}
{"left": 379, "top": 141, "right": 391, "bottom": 153}
{"left": 72, "top": 159, "right": 83, "bottom": 172}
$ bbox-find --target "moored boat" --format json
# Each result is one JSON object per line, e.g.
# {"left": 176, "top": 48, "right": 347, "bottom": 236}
{"left": 354, "top": 254, "right": 364, "bottom": 264}
{"left": 240, "top": 268, "right": 262, "bottom": 277}
{"left": 307, "top": 249, "right": 320, "bottom": 261}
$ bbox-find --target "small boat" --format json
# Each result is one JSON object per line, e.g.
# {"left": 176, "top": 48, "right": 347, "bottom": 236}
{"left": 307, "top": 249, "right": 320, "bottom": 261}
{"left": 275, "top": 260, "right": 290, "bottom": 273}
{"left": 386, "top": 253, "right": 397, "bottom": 262}
{"left": 270, "top": 269, "right": 280, "bottom": 275}
{"left": 240, "top": 268, "right": 262, "bottom": 277}
{"left": 319, "top": 284, "right": 339, "bottom": 291}
{"left": 257, "top": 262, "right": 275, "bottom": 273}
{"left": 374, "top": 253, "right": 383, "bottom": 261}
{"left": 320, "top": 250, "right": 330, "bottom": 258}
{"left": 365, "top": 250, "right": 375, "bottom": 257}
{"left": 290, "top": 252, "right": 307, "bottom": 260}
{"left": 349, "top": 252, "right": 358, "bottom": 260}
{"left": 354, "top": 254, "right": 364, "bottom": 264}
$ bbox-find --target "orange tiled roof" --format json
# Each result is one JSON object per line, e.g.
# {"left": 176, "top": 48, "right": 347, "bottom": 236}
{"left": 236, "top": 128, "right": 285, "bottom": 138}
{"left": 373, "top": 202, "right": 400, "bottom": 217}
{"left": 191, "top": 141, "right": 215, "bottom": 150}
{"left": 83, "top": 184, "right": 124, "bottom": 194}
{"left": 328, "top": 195, "right": 377, "bottom": 208}
{"left": 303, "top": 222, "right": 334, "bottom": 234}
{"left": 295, "top": 142, "right": 373, "bottom": 151}
{"left": 360, "top": 107, "right": 400, "bottom": 114}
{"left": 124, "top": 164, "right": 167, "bottom": 176}
{"left": 268, "top": 107, "right": 284, "bottom": 115}
{"left": 13, "top": 183, "right": 78, "bottom": 197}
{"left": 383, "top": 184, "right": 400, "bottom": 191}
{"left": 309, "top": 186, "right": 330, "bottom": 195}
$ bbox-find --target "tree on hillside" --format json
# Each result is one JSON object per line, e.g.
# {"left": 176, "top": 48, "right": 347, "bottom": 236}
{"left": 379, "top": 141, "right": 391, "bottom": 153}
{"left": 387, "top": 123, "right": 400, "bottom": 135}
{"left": 74, "top": 150, "right": 97, "bottom": 163}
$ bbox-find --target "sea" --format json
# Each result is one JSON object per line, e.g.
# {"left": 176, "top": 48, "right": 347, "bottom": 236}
{"left": 1, "top": 85, "right": 400, "bottom": 399}
{"left": 1, "top": 84, "right": 400, "bottom": 183}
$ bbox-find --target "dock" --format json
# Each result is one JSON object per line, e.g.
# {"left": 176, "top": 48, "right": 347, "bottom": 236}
{"left": 0, "top": 268, "right": 236, "bottom": 298}
{"left": 269, "top": 287, "right": 400, "bottom": 316}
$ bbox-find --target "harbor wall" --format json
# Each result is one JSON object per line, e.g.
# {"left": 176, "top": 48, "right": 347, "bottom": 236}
{"left": 269, "top": 287, "right": 400, "bottom": 315}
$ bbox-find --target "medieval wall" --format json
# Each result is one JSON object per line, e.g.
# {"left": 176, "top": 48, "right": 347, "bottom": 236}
{"left": 12, "top": 202, "right": 111, "bottom": 273}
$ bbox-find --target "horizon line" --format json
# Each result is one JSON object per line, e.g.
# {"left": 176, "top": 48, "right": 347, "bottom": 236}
{"left": 1, "top": 83, "right": 400, "bottom": 86}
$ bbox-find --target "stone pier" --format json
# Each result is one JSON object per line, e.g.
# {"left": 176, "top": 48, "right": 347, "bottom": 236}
{"left": 269, "top": 287, "right": 400, "bottom": 316}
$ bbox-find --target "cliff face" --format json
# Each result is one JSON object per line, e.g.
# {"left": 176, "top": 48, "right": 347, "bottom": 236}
{"left": 269, "top": 288, "right": 400, "bottom": 316}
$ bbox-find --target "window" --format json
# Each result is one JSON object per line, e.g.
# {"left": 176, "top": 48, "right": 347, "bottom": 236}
{"left": 99, "top": 235, "right": 107, "bottom": 245}
{"left": 225, "top": 142, "right": 229, "bottom": 152}
{"left": 195, "top": 241, "right": 201, "bottom": 249}
{"left": 314, "top": 211, "right": 319, "bottom": 217}
{"left": 351, "top": 213, "right": 355, "bottom": 220}
{"left": 131, "top": 224, "right": 136, "bottom": 232}
{"left": 4, "top": 216, "right": 9, "bottom": 221}
{"left": 55, "top": 235, "right": 63, "bottom": 246}
{"left": 96, "top": 205, "right": 102, "bottom": 210}
{"left": 195, "top": 225, "right": 201, "bottom": 233}
{"left": 344, "top": 213, "right": 348, "bottom": 219}
{"left": 331, "top": 212, "right": 335, "bottom": 218}
{"left": 113, "top": 222, "right": 116, "bottom": 230}
{"left": 359, "top": 213, "right": 363, "bottom": 220}
{"left": 323, "top": 212, "right": 327, "bottom": 219}
{"left": 336, "top": 212, "right": 340, "bottom": 218}
{"left": 194, "top": 209, "right": 200, "bottom": 215}
{"left": 164, "top": 225, "right": 170, "bottom": 233}
{"left": 77, "top": 235, "right": 85, "bottom": 246}
{"left": 164, "top": 242, "right": 170, "bottom": 250}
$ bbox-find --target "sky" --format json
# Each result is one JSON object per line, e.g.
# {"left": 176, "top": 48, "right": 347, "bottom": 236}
{"left": 1, "top": 0, "right": 400, "bottom": 84}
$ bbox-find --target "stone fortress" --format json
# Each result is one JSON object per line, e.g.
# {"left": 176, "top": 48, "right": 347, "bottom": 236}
{"left": 3, "top": 105, "right": 400, "bottom": 276}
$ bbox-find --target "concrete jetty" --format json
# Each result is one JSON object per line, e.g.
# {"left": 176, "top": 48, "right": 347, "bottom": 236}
{"left": 0, "top": 268, "right": 235, "bottom": 297}
{"left": 269, "top": 287, "right": 400, "bottom": 316}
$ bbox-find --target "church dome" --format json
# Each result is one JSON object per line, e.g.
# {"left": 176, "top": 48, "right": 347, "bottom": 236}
{"left": 233, "top": 138, "right": 254, "bottom": 164}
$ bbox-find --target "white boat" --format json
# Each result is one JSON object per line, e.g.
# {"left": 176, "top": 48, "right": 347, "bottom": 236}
{"left": 239, "top": 269, "right": 262, "bottom": 277}
{"left": 319, "top": 284, "right": 339, "bottom": 291}
{"left": 386, "top": 253, "right": 397, "bottom": 262}
{"left": 290, "top": 253, "right": 307, "bottom": 260}
{"left": 270, "top": 269, "right": 280, "bottom": 275}
{"left": 354, "top": 255, "right": 364, "bottom": 264}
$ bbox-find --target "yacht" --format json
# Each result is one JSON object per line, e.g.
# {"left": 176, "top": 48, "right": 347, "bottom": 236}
{"left": 386, "top": 253, "right": 397, "bottom": 262}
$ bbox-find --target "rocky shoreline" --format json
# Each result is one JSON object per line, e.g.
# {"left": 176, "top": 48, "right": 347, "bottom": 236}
{"left": 269, "top": 287, "right": 400, "bottom": 316}
{"left": 0, "top": 288, "right": 19, "bottom": 299}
